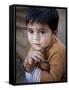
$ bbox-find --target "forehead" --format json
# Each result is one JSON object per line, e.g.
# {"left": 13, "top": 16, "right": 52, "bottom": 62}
{"left": 27, "top": 23, "right": 48, "bottom": 30}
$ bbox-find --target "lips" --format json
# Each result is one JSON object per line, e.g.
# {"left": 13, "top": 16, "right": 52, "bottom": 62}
{"left": 32, "top": 43, "right": 42, "bottom": 50}
{"left": 33, "top": 43, "right": 40, "bottom": 45}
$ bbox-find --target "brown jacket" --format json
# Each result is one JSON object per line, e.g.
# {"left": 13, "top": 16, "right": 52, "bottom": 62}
{"left": 24, "top": 37, "right": 66, "bottom": 82}
{"left": 40, "top": 37, "right": 66, "bottom": 82}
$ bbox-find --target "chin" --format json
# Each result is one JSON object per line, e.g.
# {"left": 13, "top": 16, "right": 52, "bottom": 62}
{"left": 33, "top": 47, "right": 42, "bottom": 51}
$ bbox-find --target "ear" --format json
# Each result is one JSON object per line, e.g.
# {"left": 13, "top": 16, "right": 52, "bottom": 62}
{"left": 53, "top": 29, "right": 58, "bottom": 35}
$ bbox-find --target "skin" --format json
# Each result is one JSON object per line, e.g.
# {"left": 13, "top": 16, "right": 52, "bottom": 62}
{"left": 27, "top": 23, "right": 54, "bottom": 51}
{"left": 24, "top": 22, "right": 54, "bottom": 71}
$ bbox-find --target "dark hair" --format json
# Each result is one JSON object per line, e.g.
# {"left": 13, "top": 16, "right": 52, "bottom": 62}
{"left": 25, "top": 7, "right": 59, "bottom": 32}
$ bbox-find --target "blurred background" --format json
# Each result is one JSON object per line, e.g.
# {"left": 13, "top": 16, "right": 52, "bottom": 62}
{"left": 16, "top": 6, "right": 67, "bottom": 84}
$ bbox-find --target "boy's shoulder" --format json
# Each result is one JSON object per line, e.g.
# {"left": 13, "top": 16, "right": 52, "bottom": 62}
{"left": 49, "top": 38, "right": 65, "bottom": 56}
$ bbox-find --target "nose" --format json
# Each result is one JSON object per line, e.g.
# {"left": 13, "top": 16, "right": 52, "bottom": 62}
{"left": 33, "top": 32, "right": 40, "bottom": 41}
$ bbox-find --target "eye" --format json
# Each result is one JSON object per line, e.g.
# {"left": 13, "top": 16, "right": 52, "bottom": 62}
{"left": 28, "top": 29, "right": 33, "bottom": 33}
{"left": 40, "top": 31, "right": 46, "bottom": 34}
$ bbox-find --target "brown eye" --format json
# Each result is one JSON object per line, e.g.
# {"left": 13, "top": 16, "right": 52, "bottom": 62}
{"left": 28, "top": 29, "right": 33, "bottom": 33}
{"left": 40, "top": 31, "right": 46, "bottom": 34}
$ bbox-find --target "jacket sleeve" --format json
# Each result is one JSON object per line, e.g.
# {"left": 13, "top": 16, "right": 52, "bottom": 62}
{"left": 40, "top": 48, "right": 66, "bottom": 82}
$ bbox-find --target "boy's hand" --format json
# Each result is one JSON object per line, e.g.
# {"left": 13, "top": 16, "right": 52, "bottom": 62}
{"left": 23, "top": 56, "right": 35, "bottom": 72}
{"left": 23, "top": 50, "right": 44, "bottom": 72}
{"left": 28, "top": 50, "right": 44, "bottom": 64}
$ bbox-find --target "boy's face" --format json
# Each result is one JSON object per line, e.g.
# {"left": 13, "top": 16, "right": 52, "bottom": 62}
{"left": 27, "top": 23, "right": 54, "bottom": 51}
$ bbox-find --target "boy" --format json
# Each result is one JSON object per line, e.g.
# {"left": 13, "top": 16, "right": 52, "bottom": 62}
{"left": 23, "top": 7, "right": 66, "bottom": 83}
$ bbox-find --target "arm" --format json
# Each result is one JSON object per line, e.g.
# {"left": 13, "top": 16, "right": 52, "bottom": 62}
{"left": 38, "top": 61, "right": 50, "bottom": 71}
{"left": 23, "top": 48, "right": 45, "bottom": 72}
{"left": 39, "top": 49, "right": 66, "bottom": 82}
{"left": 23, "top": 55, "right": 36, "bottom": 72}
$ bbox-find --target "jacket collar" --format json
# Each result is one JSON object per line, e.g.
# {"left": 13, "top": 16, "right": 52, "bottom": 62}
{"left": 44, "top": 36, "right": 57, "bottom": 59}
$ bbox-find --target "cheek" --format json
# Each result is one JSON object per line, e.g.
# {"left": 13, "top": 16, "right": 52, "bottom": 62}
{"left": 40, "top": 34, "right": 52, "bottom": 46}
{"left": 27, "top": 33, "right": 32, "bottom": 44}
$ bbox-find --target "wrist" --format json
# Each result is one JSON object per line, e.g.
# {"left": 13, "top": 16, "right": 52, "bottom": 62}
{"left": 39, "top": 61, "right": 50, "bottom": 71}
{"left": 23, "top": 60, "right": 36, "bottom": 73}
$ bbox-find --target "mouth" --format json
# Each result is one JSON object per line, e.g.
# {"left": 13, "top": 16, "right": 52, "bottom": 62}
{"left": 32, "top": 43, "right": 42, "bottom": 50}
{"left": 33, "top": 43, "right": 40, "bottom": 45}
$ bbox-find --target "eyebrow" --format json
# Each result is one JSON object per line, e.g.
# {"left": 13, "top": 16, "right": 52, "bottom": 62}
{"left": 27, "top": 27, "right": 46, "bottom": 31}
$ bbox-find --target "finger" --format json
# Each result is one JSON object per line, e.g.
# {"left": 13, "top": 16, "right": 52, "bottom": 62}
{"left": 35, "top": 55, "right": 44, "bottom": 61}
{"left": 33, "top": 53, "right": 44, "bottom": 61}
{"left": 34, "top": 51, "right": 44, "bottom": 59}
{"left": 31, "top": 55, "right": 40, "bottom": 63}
